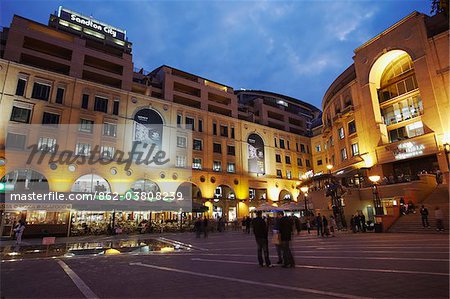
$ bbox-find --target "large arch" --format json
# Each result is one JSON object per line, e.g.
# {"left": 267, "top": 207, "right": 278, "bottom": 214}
{"left": 214, "top": 184, "right": 235, "bottom": 201}
{"left": 71, "top": 174, "right": 111, "bottom": 193}
{"left": 1, "top": 169, "right": 49, "bottom": 192}
{"left": 176, "top": 182, "right": 202, "bottom": 202}
{"left": 278, "top": 189, "right": 293, "bottom": 201}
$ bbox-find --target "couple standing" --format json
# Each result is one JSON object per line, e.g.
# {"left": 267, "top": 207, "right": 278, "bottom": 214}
{"left": 253, "top": 211, "right": 295, "bottom": 268}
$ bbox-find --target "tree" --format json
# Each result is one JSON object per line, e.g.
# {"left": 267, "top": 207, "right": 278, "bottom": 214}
{"left": 431, "top": 0, "right": 449, "bottom": 16}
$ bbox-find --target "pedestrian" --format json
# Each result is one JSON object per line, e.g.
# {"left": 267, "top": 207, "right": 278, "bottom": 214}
{"left": 278, "top": 211, "right": 295, "bottom": 268}
{"left": 202, "top": 217, "right": 209, "bottom": 238}
{"left": 245, "top": 216, "right": 252, "bottom": 234}
{"left": 329, "top": 216, "right": 337, "bottom": 237}
{"left": 322, "top": 215, "right": 329, "bottom": 237}
{"left": 359, "top": 213, "right": 366, "bottom": 232}
{"left": 435, "top": 206, "right": 445, "bottom": 231}
{"left": 315, "top": 213, "right": 323, "bottom": 237}
{"left": 350, "top": 215, "right": 357, "bottom": 233}
{"left": 241, "top": 217, "right": 246, "bottom": 233}
{"left": 293, "top": 215, "right": 301, "bottom": 235}
{"left": 194, "top": 217, "right": 202, "bottom": 238}
{"left": 252, "top": 211, "right": 272, "bottom": 267}
{"left": 14, "top": 219, "right": 26, "bottom": 245}
{"left": 306, "top": 219, "right": 311, "bottom": 234}
{"left": 355, "top": 214, "right": 362, "bottom": 232}
{"left": 273, "top": 212, "right": 283, "bottom": 264}
{"left": 419, "top": 205, "right": 430, "bottom": 228}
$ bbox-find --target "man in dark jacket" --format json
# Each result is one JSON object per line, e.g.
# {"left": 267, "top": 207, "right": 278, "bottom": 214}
{"left": 278, "top": 212, "right": 295, "bottom": 268}
{"left": 252, "top": 211, "right": 272, "bottom": 267}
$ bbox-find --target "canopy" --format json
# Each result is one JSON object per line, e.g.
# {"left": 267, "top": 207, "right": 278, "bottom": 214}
{"left": 278, "top": 202, "right": 303, "bottom": 211}
{"left": 255, "top": 203, "right": 281, "bottom": 212}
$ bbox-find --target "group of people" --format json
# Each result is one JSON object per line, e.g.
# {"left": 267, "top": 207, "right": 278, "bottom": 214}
{"left": 252, "top": 211, "right": 295, "bottom": 268}
{"left": 194, "top": 216, "right": 209, "bottom": 238}
{"left": 350, "top": 213, "right": 367, "bottom": 233}
{"left": 420, "top": 205, "right": 445, "bottom": 231}
{"left": 314, "top": 213, "right": 337, "bottom": 237}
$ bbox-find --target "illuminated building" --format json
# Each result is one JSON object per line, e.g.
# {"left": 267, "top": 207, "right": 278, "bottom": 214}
{"left": 0, "top": 8, "right": 319, "bottom": 236}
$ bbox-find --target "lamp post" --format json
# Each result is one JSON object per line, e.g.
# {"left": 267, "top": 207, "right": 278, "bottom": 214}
{"left": 300, "top": 186, "right": 309, "bottom": 216}
{"left": 369, "top": 175, "right": 383, "bottom": 215}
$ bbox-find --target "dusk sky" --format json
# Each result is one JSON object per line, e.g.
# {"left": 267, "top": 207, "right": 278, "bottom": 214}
{"left": 1, "top": 0, "right": 431, "bottom": 109}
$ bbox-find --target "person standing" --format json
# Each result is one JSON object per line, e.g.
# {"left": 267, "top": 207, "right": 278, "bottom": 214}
{"left": 360, "top": 213, "right": 366, "bottom": 232}
{"left": 194, "top": 218, "right": 202, "bottom": 238}
{"left": 322, "top": 215, "right": 329, "bottom": 237}
{"left": 279, "top": 212, "right": 295, "bottom": 268}
{"left": 202, "top": 217, "right": 209, "bottom": 238}
{"left": 306, "top": 219, "right": 311, "bottom": 234}
{"left": 435, "top": 206, "right": 445, "bottom": 232}
{"left": 315, "top": 213, "right": 323, "bottom": 237}
{"left": 420, "top": 205, "right": 430, "bottom": 228}
{"left": 329, "top": 216, "right": 337, "bottom": 237}
{"left": 273, "top": 212, "right": 283, "bottom": 264}
{"left": 14, "top": 220, "right": 26, "bottom": 245}
{"left": 245, "top": 216, "right": 252, "bottom": 234}
{"left": 252, "top": 211, "right": 272, "bottom": 267}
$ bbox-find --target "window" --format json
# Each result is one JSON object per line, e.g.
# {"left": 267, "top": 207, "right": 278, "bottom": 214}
{"left": 42, "top": 112, "right": 60, "bottom": 126}
{"left": 185, "top": 116, "right": 195, "bottom": 130}
{"left": 177, "top": 136, "right": 187, "bottom": 148}
{"left": 249, "top": 189, "right": 256, "bottom": 200}
{"left": 176, "top": 155, "right": 187, "bottom": 168}
{"left": 94, "top": 96, "right": 108, "bottom": 113}
{"left": 317, "top": 159, "right": 323, "bottom": 166}
{"left": 227, "top": 162, "right": 236, "bottom": 173}
{"left": 55, "top": 87, "right": 65, "bottom": 104}
{"left": 274, "top": 138, "right": 277, "bottom": 148}
{"left": 213, "top": 122, "right": 217, "bottom": 135}
{"left": 285, "top": 156, "right": 291, "bottom": 164}
{"left": 406, "top": 121, "right": 424, "bottom": 138}
{"left": 296, "top": 143, "right": 299, "bottom": 152}
{"left": 329, "top": 136, "right": 334, "bottom": 147}
{"left": 287, "top": 140, "right": 290, "bottom": 150}
{"left": 192, "top": 158, "right": 202, "bottom": 170}
{"left": 193, "top": 139, "right": 203, "bottom": 151}
{"left": 198, "top": 119, "right": 203, "bottom": 132}
{"left": 81, "top": 94, "right": 89, "bottom": 109}
{"left": 227, "top": 145, "right": 235, "bottom": 156}
{"left": 338, "top": 127, "right": 345, "bottom": 139}
{"left": 192, "top": 158, "right": 202, "bottom": 169}
{"left": 279, "top": 139, "right": 285, "bottom": 149}
{"left": 300, "top": 144, "right": 306, "bottom": 153}
{"left": 220, "top": 125, "right": 228, "bottom": 137}
{"left": 15, "top": 78, "right": 27, "bottom": 96}
{"left": 381, "top": 95, "right": 423, "bottom": 126}
{"left": 113, "top": 100, "right": 119, "bottom": 115}
{"left": 213, "top": 143, "right": 222, "bottom": 153}
{"left": 31, "top": 82, "right": 51, "bottom": 101}
{"left": 177, "top": 114, "right": 182, "bottom": 128}
{"left": 38, "top": 137, "right": 56, "bottom": 152}
{"left": 297, "top": 157, "right": 303, "bottom": 167}
{"left": 341, "top": 148, "right": 348, "bottom": 161}
{"left": 10, "top": 106, "right": 31, "bottom": 123}
{"left": 231, "top": 127, "right": 235, "bottom": 139}
{"left": 103, "top": 123, "right": 117, "bottom": 137}
{"left": 75, "top": 143, "right": 91, "bottom": 156}
{"left": 79, "top": 119, "right": 94, "bottom": 133}
{"left": 275, "top": 154, "right": 282, "bottom": 163}
{"left": 276, "top": 169, "right": 282, "bottom": 178}
{"left": 315, "top": 144, "right": 321, "bottom": 152}
{"left": 305, "top": 159, "right": 311, "bottom": 167}
{"left": 100, "top": 146, "right": 115, "bottom": 159}
{"left": 286, "top": 170, "right": 292, "bottom": 179}
{"left": 213, "top": 161, "right": 222, "bottom": 172}
{"left": 351, "top": 143, "right": 359, "bottom": 156}
{"left": 6, "top": 133, "right": 26, "bottom": 149}
{"left": 348, "top": 120, "right": 356, "bottom": 135}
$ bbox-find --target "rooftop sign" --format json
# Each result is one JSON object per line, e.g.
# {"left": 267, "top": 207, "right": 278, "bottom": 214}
{"left": 58, "top": 6, "right": 126, "bottom": 41}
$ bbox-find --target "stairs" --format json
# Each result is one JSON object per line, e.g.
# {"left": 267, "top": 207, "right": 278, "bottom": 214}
{"left": 388, "top": 184, "right": 449, "bottom": 233}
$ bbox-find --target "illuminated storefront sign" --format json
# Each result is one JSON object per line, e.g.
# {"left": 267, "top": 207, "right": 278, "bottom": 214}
{"left": 393, "top": 141, "right": 425, "bottom": 160}
{"left": 247, "top": 134, "right": 265, "bottom": 174}
{"left": 58, "top": 7, "right": 126, "bottom": 41}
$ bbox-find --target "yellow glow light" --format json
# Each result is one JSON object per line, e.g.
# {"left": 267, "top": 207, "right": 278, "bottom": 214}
{"left": 369, "top": 175, "right": 381, "bottom": 183}
{"left": 300, "top": 186, "right": 309, "bottom": 193}
{"left": 105, "top": 249, "right": 121, "bottom": 255}
{"left": 160, "top": 247, "right": 175, "bottom": 253}
{"left": 326, "top": 164, "right": 333, "bottom": 170}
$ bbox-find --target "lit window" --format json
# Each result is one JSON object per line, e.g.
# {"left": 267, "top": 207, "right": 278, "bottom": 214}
{"left": 176, "top": 156, "right": 187, "bottom": 168}
{"left": 76, "top": 143, "right": 91, "bottom": 156}
{"left": 351, "top": 143, "right": 359, "bottom": 156}
{"left": 192, "top": 158, "right": 202, "bottom": 170}
{"left": 315, "top": 144, "right": 321, "bottom": 152}
{"left": 338, "top": 127, "right": 345, "bottom": 139}
{"left": 100, "top": 146, "right": 115, "bottom": 159}
{"left": 79, "top": 119, "right": 94, "bottom": 133}
{"left": 341, "top": 148, "right": 348, "bottom": 161}
{"left": 286, "top": 170, "right": 292, "bottom": 179}
{"left": 103, "top": 123, "right": 117, "bottom": 137}
{"left": 177, "top": 136, "right": 187, "bottom": 148}
{"left": 38, "top": 137, "right": 57, "bottom": 153}
{"left": 227, "top": 163, "right": 236, "bottom": 173}
{"left": 213, "top": 161, "right": 222, "bottom": 172}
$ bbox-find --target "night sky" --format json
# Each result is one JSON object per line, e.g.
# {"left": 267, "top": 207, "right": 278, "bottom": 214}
{"left": 1, "top": 0, "right": 432, "bottom": 109}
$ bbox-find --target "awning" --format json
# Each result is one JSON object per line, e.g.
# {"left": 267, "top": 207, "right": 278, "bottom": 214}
{"left": 255, "top": 203, "right": 281, "bottom": 212}
{"left": 192, "top": 202, "right": 208, "bottom": 213}
{"left": 334, "top": 166, "right": 370, "bottom": 178}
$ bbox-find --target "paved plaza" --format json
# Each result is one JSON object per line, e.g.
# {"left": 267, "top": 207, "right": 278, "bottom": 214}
{"left": 1, "top": 231, "right": 449, "bottom": 298}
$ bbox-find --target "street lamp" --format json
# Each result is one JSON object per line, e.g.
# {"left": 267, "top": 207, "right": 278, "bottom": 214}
{"left": 326, "top": 164, "right": 333, "bottom": 173}
{"left": 300, "top": 186, "right": 309, "bottom": 216}
{"left": 369, "top": 175, "right": 383, "bottom": 215}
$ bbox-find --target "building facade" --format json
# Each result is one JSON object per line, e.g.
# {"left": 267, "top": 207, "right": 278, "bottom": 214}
{"left": 322, "top": 11, "right": 449, "bottom": 187}
{"left": 0, "top": 9, "right": 319, "bottom": 236}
